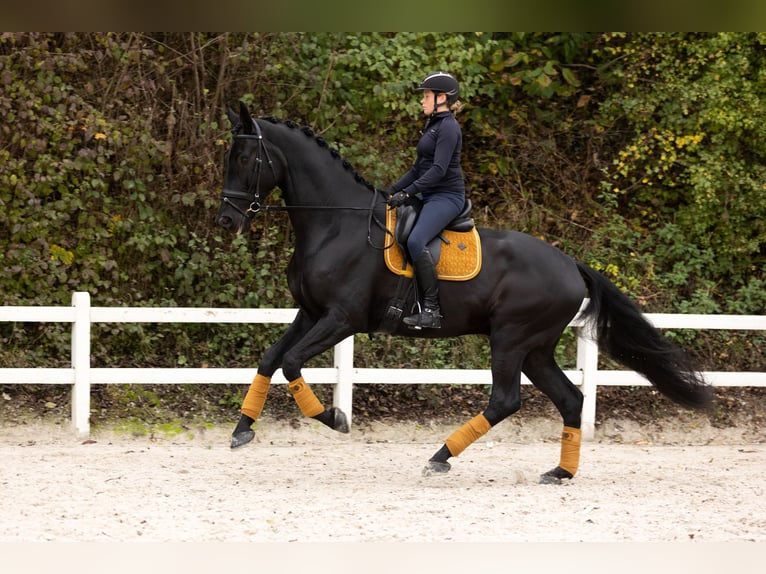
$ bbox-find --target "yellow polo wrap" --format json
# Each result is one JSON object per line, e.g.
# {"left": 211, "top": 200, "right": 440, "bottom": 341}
{"left": 288, "top": 377, "right": 325, "bottom": 418}
{"left": 445, "top": 414, "right": 491, "bottom": 457}
{"left": 559, "top": 426, "right": 582, "bottom": 476}
{"left": 241, "top": 374, "right": 271, "bottom": 420}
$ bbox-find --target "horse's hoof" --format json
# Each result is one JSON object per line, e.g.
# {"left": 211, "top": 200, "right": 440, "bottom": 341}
{"left": 332, "top": 407, "right": 349, "bottom": 433}
{"left": 539, "top": 466, "right": 573, "bottom": 485}
{"left": 539, "top": 473, "right": 562, "bottom": 485}
{"left": 422, "top": 460, "right": 451, "bottom": 477}
{"left": 230, "top": 430, "right": 255, "bottom": 449}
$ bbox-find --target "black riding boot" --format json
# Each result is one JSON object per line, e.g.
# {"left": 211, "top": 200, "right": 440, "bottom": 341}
{"left": 404, "top": 248, "right": 442, "bottom": 329}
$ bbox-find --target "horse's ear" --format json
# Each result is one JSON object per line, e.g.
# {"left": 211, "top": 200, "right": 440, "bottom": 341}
{"left": 238, "top": 101, "right": 254, "bottom": 135}
{"left": 226, "top": 105, "right": 239, "bottom": 127}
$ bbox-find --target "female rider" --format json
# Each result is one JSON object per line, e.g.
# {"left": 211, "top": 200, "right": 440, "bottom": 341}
{"left": 387, "top": 71, "right": 466, "bottom": 329}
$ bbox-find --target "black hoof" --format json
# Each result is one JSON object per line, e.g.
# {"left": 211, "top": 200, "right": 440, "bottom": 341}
{"left": 332, "top": 407, "right": 349, "bottom": 433}
{"left": 539, "top": 473, "right": 562, "bottom": 485}
{"left": 230, "top": 430, "right": 255, "bottom": 449}
{"left": 539, "top": 466, "right": 574, "bottom": 485}
{"left": 422, "top": 460, "right": 451, "bottom": 477}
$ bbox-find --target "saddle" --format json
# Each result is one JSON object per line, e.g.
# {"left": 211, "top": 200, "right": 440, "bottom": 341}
{"left": 384, "top": 197, "right": 482, "bottom": 281}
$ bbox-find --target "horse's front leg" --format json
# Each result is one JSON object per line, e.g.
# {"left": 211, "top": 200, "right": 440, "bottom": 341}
{"left": 231, "top": 310, "right": 316, "bottom": 448}
{"left": 231, "top": 308, "right": 354, "bottom": 448}
{"left": 279, "top": 307, "right": 355, "bottom": 433}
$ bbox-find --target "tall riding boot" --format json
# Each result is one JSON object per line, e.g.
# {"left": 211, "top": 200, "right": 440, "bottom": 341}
{"left": 404, "top": 248, "right": 442, "bottom": 329}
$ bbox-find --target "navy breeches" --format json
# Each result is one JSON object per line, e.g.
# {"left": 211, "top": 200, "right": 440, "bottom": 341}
{"left": 406, "top": 193, "right": 464, "bottom": 261}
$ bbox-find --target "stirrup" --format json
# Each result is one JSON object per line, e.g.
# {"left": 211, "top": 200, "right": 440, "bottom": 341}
{"left": 403, "top": 308, "right": 442, "bottom": 329}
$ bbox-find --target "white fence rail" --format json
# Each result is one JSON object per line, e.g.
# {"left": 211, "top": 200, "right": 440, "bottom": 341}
{"left": 2, "top": 291, "right": 764, "bottom": 439}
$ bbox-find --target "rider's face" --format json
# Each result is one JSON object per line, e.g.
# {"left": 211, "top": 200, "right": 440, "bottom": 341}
{"left": 420, "top": 90, "right": 445, "bottom": 115}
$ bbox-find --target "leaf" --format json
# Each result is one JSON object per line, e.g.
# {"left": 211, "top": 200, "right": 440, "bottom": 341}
{"left": 561, "top": 67, "right": 580, "bottom": 87}
{"left": 507, "top": 51, "right": 526, "bottom": 67}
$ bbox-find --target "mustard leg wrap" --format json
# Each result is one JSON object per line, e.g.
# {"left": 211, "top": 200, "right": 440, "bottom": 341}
{"left": 558, "top": 426, "right": 582, "bottom": 476}
{"left": 445, "top": 414, "right": 492, "bottom": 457}
{"left": 288, "top": 377, "right": 325, "bottom": 418}
{"left": 241, "top": 374, "right": 271, "bottom": 420}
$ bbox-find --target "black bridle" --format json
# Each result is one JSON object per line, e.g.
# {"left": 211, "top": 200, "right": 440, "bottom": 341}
{"left": 221, "top": 119, "right": 277, "bottom": 219}
{"left": 220, "top": 119, "right": 393, "bottom": 249}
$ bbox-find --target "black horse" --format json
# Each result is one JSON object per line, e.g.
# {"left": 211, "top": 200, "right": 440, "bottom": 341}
{"left": 216, "top": 102, "right": 712, "bottom": 483}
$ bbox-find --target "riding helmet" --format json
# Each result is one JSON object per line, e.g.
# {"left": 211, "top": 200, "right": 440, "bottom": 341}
{"left": 416, "top": 71, "right": 460, "bottom": 104}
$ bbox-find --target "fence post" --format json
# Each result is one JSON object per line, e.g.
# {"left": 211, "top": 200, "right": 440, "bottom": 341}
{"left": 576, "top": 324, "right": 598, "bottom": 441}
{"left": 333, "top": 335, "right": 354, "bottom": 426}
{"left": 71, "top": 291, "right": 91, "bottom": 437}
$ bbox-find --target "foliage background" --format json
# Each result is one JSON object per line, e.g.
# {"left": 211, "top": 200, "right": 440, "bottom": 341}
{"left": 1, "top": 33, "right": 764, "bottom": 423}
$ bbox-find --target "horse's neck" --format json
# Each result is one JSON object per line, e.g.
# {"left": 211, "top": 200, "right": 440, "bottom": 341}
{"left": 284, "top": 175, "right": 367, "bottom": 209}
{"left": 264, "top": 123, "right": 370, "bottom": 210}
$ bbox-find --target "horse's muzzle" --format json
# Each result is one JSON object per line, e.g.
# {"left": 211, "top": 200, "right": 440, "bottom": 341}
{"left": 217, "top": 214, "right": 234, "bottom": 229}
{"left": 217, "top": 212, "right": 249, "bottom": 235}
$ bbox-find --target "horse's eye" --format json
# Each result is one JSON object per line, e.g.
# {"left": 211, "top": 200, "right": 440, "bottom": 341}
{"left": 238, "top": 154, "right": 250, "bottom": 168}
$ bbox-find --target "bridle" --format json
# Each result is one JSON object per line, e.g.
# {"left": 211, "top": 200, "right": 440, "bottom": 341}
{"left": 220, "top": 119, "right": 393, "bottom": 249}
{"left": 221, "top": 119, "right": 276, "bottom": 219}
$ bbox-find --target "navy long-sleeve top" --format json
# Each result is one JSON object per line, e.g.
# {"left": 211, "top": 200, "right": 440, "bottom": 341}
{"left": 391, "top": 111, "right": 465, "bottom": 200}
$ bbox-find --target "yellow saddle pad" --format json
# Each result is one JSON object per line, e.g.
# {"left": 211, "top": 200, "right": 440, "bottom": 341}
{"left": 384, "top": 206, "right": 482, "bottom": 281}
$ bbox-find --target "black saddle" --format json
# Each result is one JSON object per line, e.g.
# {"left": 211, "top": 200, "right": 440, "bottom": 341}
{"left": 394, "top": 198, "right": 474, "bottom": 264}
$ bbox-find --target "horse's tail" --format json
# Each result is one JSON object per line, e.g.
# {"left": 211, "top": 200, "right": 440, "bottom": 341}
{"left": 576, "top": 261, "right": 713, "bottom": 410}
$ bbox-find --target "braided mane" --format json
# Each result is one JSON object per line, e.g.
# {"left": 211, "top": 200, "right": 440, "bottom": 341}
{"left": 260, "top": 116, "right": 376, "bottom": 192}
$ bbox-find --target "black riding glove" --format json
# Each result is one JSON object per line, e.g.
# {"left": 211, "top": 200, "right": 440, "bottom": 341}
{"left": 387, "top": 191, "right": 410, "bottom": 208}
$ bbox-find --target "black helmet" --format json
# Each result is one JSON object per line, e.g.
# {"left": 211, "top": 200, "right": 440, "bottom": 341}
{"left": 416, "top": 71, "right": 460, "bottom": 104}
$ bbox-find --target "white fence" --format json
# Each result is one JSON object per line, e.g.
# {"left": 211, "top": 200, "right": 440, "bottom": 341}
{"left": 1, "top": 291, "right": 764, "bottom": 439}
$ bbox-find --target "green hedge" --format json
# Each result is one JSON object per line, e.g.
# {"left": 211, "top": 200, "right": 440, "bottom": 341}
{"left": 1, "top": 32, "right": 763, "bottom": 375}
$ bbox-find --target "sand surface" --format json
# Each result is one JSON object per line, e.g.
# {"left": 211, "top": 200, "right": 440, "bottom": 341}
{"left": 1, "top": 416, "right": 763, "bottom": 544}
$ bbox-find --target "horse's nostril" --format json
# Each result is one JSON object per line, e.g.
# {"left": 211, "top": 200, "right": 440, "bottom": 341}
{"left": 218, "top": 216, "right": 232, "bottom": 228}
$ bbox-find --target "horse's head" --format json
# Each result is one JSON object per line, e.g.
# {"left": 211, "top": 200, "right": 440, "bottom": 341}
{"left": 216, "top": 101, "right": 279, "bottom": 234}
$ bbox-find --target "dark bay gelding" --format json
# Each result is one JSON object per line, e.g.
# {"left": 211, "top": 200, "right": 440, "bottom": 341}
{"left": 216, "top": 102, "right": 712, "bottom": 483}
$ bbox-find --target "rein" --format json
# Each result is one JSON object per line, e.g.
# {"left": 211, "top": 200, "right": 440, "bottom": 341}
{"left": 221, "top": 119, "right": 394, "bottom": 250}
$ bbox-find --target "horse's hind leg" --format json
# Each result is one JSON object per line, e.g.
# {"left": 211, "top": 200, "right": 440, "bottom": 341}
{"left": 522, "top": 346, "right": 584, "bottom": 484}
{"left": 423, "top": 343, "right": 525, "bottom": 476}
